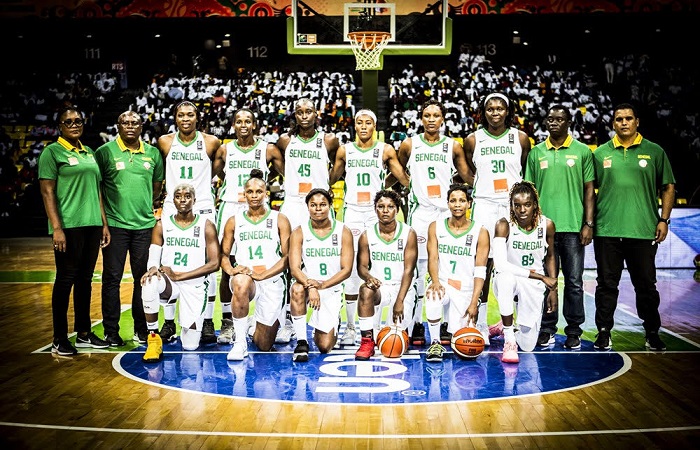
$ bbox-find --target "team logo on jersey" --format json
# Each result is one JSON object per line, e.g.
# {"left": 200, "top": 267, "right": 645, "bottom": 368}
{"left": 466, "top": 234, "right": 473, "bottom": 247}
{"left": 255, "top": 149, "right": 262, "bottom": 160}
{"left": 316, "top": 138, "right": 322, "bottom": 148}
{"left": 639, "top": 160, "right": 648, "bottom": 168}
{"left": 373, "top": 148, "right": 380, "bottom": 158}
{"left": 332, "top": 234, "right": 338, "bottom": 246}
{"left": 194, "top": 226, "right": 201, "bottom": 237}
{"left": 442, "top": 143, "right": 449, "bottom": 153}
{"left": 566, "top": 159, "right": 575, "bottom": 167}
{"left": 197, "top": 141, "right": 203, "bottom": 151}
{"left": 604, "top": 159, "right": 612, "bottom": 169}
{"left": 398, "top": 238, "right": 404, "bottom": 251}
{"left": 509, "top": 133, "right": 514, "bottom": 144}
{"left": 537, "top": 227, "right": 543, "bottom": 239}
{"left": 266, "top": 219, "right": 273, "bottom": 229}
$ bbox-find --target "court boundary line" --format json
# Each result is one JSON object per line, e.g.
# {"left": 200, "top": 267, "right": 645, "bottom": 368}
{"left": 1, "top": 421, "right": 698, "bottom": 439}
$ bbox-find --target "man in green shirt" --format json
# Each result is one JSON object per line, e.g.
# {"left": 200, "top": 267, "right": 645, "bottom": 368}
{"left": 525, "top": 105, "right": 594, "bottom": 350}
{"left": 95, "top": 111, "right": 164, "bottom": 346}
{"left": 592, "top": 103, "right": 675, "bottom": 352}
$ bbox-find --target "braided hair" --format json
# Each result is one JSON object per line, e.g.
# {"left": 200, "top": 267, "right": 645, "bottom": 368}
{"left": 508, "top": 180, "right": 541, "bottom": 228}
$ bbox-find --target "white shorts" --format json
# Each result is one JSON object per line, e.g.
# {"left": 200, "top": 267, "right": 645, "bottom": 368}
{"left": 171, "top": 279, "right": 208, "bottom": 330}
{"left": 251, "top": 276, "right": 287, "bottom": 327}
{"left": 426, "top": 284, "right": 474, "bottom": 334}
{"left": 407, "top": 204, "right": 449, "bottom": 259}
{"left": 217, "top": 201, "right": 248, "bottom": 242}
{"left": 493, "top": 271, "right": 547, "bottom": 335}
{"left": 280, "top": 196, "right": 309, "bottom": 231}
{"left": 376, "top": 282, "right": 416, "bottom": 329}
{"left": 470, "top": 198, "right": 509, "bottom": 257}
{"left": 308, "top": 286, "right": 344, "bottom": 334}
{"left": 343, "top": 205, "right": 377, "bottom": 295}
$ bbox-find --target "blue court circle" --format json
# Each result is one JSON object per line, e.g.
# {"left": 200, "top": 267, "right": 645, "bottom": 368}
{"left": 117, "top": 335, "right": 628, "bottom": 404}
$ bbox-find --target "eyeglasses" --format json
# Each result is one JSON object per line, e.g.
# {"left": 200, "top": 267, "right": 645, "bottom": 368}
{"left": 119, "top": 121, "right": 142, "bottom": 128}
{"left": 60, "top": 119, "right": 84, "bottom": 127}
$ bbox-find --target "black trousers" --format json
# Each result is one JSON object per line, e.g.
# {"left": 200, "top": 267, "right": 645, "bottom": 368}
{"left": 52, "top": 226, "right": 102, "bottom": 340}
{"left": 101, "top": 226, "right": 152, "bottom": 336}
{"left": 593, "top": 236, "right": 661, "bottom": 335}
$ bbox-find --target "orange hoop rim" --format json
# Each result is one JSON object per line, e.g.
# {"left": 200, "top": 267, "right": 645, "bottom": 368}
{"left": 348, "top": 31, "right": 391, "bottom": 51}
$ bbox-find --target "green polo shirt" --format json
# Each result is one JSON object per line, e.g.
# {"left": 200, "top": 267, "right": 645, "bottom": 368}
{"left": 38, "top": 137, "right": 103, "bottom": 233}
{"left": 525, "top": 135, "right": 594, "bottom": 233}
{"left": 593, "top": 133, "right": 675, "bottom": 239}
{"left": 95, "top": 136, "right": 164, "bottom": 230}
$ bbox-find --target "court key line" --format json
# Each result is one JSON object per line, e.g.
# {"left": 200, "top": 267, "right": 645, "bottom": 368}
{"left": 0, "top": 421, "right": 698, "bottom": 439}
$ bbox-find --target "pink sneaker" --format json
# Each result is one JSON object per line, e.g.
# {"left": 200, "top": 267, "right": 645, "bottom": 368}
{"left": 502, "top": 340, "right": 519, "bottom": 364}
{"left": 489, "top": 320, "right": 504, "bottom": 339}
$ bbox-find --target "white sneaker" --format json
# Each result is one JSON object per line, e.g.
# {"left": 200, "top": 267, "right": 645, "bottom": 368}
{"left": 227, "top": 342, "right": 248, "bottom": 361}
{"left": 275, "top": 320, "right": 295, "bottom": 344}
{"left": 340, "top": 325, "right": 357, "bottom": 346}
{"left": 476, "top": 323, "right": 491, "bottom": 347}
{"left": 217, "top": 318, "right": 235, "bottom": 345}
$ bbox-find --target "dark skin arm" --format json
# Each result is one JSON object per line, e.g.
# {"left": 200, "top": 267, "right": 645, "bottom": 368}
{"left": 384, "top": 144, "right": 410, "bottom": 188}
{"left": 580, "top": 180, "right": 594, "bottom": 246}
{"left": 392, "top": 228, "right": 418, "bottom": 325}
{"left": 464, "top": 227, "right": 490, "bottom": 324}
{"left": 462, "top": 133, "right": 477, "bottom": 186}
{"left": 452, "top": 139, "right": 472, "bottom": 185}
{"left": 425, "top": 221, "right": 444, "bottom": 299}
{"left": 329, "top": 144, "right": 347, "bottom": 186}
{"left": 543, "top": 218, "right": 558, "bottom": 314}
{"left": 655, "top": 183, "right": 675, "bottom": 244}
{"left": 266, "top": 143, "right": 285, "bottom": 180}
{"left": 39, "top": 179, "right": 66, "bottom": 252}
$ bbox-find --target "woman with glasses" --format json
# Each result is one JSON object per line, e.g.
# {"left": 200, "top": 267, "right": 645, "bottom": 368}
{"left": 39, "top": 105, "right": 111, "bottom": 356}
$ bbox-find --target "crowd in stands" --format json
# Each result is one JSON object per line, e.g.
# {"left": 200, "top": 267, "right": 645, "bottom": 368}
{"left": 1, "top": 51, "right": 699, "bottom": 233}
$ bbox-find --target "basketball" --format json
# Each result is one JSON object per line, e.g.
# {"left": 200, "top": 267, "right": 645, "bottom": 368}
{"left": 451, "top": 326, "right": 485, "bottom": 359}
{"left": 377, "top": 325, "right": 409, "bottom": 358}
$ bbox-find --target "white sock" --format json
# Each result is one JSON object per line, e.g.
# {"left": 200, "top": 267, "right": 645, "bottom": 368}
{"left": 477, "top": 302, "right": 488, "bottom": 326}
{"left": 345, "top": 300, "right": 357, "bottom": 327}
{"left": 233, "top": 317, "right": 247, "bottom": 345}
{"left": 428, "top": 321, "right": 441, "bottom": 344}
{"left": 504, "top": 325, "right": 515, "bottom": 342}
{"left": 359, "top": 316, "right": 373, "bottom": 334}
{"left": 204, "top": 298, "right": 215, "bottom": 320}
{"left": 292, "top": 315, "right": 307, "bottom": 342}
{"left": 163, "top": 303, "right": 176, "bottom": 321}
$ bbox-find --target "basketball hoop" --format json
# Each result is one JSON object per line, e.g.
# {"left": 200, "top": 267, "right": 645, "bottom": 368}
{"left": 348, "top": 31, "right": 391, "bottom": 70}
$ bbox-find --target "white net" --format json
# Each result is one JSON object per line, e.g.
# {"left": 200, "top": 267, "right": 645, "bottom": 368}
{"left": 348, "top": 32, "right": 391, "bottom": 71}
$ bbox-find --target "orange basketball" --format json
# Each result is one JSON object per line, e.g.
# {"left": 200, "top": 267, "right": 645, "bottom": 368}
{"left": 451, "top": 326, "right": 485, "bottom": 359}
{"left": 377, "top": 326, "right": 408, "bottom": 358}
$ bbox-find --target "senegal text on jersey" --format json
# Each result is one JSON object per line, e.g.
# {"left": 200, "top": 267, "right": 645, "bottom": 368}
{"left": 371, "top": 251, "right": 404, "bottom": 261}
{"left": 305, "top": 248, "right": 340, "bottom": 257}
{"left": 480, "top": 146, "right": 515, "bottom": 155}
{"left": 289, "top": 149, "right": 321, "bottom": 159}
{"left": 347, "top": 159, "right": 380, "bottom": 168}
{"left": 414, "top": 153, "right": 448, "bottom": 163}
{"left": 239, "top": 230, "right": 273, "bottom": 241}
{"left": 229, "top": 160, "right": 259, "bottom": 169}
{"left": 512, "top": 240, "right": 543, "bottom": 250}
{"left": 171, "top": 152, "right": 205, "bottom": 161}
{"left": 165, "top": 237, "right": 201, "bottom": 247}
{"left": 438, "top": 244, "right": 472, "bottom": 256}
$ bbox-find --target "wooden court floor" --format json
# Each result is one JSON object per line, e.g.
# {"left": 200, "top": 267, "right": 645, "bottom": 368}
{"left": 1, "top": 237, "right": 699, "bottom": 449}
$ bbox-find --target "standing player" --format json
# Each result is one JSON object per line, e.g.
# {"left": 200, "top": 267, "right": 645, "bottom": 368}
{"left": 141, "top": 183, "right": 220, "bottom": 362}
{"left": 288, "top": 188, "right": 354, "bottom": 362}
{"left": 424, "top": 184, "right": 490, "bottom": 362}
{"left": 463, "top": 92, "right": 531, "bottom": 346}
{"left": 354, "top": 190, "right": 418, "bottom": 360}
{"left": 213, "top": 108, "right": 285, "bottom": 345}
{"left": 329, "top": 109, "right": 410, "bottom": 347}
{"left": 492, "top": 181, "right": 557, "bottom": 364}
{"left": 525, "top": 105, "right": 594, "bottom": 350}
{"left": 275, "top": 98, "right": 340, "bottom": 345}
{"left": 219, "top": 169, "right": 291, "bottom": 360}
{"left": 157, "top": 101, "right": 221, "bottom": 346}
{"left": 398, "top": 99, "right": 471, "bottom": 348}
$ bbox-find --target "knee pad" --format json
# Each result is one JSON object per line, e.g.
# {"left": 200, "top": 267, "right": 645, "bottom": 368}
{"left": 142, "top": 277, "right": 165, "bottom": 314}
{"left": 517, "top": 324, "right": 538, "bottom": 352}
{"left": 424, "top": 294, "right": 444, "bottom": 322}
{"left": 180, "top": 327, "right": 201, "bottom": 351}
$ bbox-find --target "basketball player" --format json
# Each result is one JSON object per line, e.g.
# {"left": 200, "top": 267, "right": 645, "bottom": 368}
{"left": 288, "top": 188, "right": 354, "bottom": 362}
{"left": 329, "top": 109, "right": 410, "bottom": 347}
{"left": 213, "top": 108, "right": 285, "bottom": 345}
{"left": 275, "top": 98, "right": 340, "bottom": 345}
{"left": 141, "top": 183, "right": 220, "bottom": 362}
{"left": 463, "top": 92, "right": 531, "bottom": 346}
{"left": 398, "top": 99, "right": 471, "bottom": 347}
{"left": 492, "top": 181, "right": 557, "bottom": 364}
{"left": 157, "top": 101, "right": 221, "bottom": 345}
{"left": 424, "top": 184, "right": 490, "bottom": 362}
{"left": 354, "top": 189, "right": 418, "bottom": 361}
{"left": 219, "top": 169, "right": 291, "bottom": 360}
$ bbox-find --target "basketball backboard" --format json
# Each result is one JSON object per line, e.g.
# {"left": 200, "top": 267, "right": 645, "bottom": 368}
{"left": 288, "top": 0, "right": 451, "bottom": 55}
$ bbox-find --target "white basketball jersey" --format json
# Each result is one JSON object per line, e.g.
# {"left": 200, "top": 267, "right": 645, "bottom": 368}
{"left": 300, "top": 218, "right": 344, "bottom": 281}
{"left": 472, "top": 127, "right": 523, "bottom": 201}
{"left": 219, "top": 139, "right": 269, "bottom": 203}
{"left": 284, "top": 132, "right": 330, "bottom": 198}
{"left": 366, "top": 221, "right": 414, "bottom": 286}
{"left": 434, "top": 218, "right": 481, "bottom": 292}
{"left": 233, "top": 209, "right": 282, "bottom": 278}
{"left": 344, "top": 141, "right": 385, "bottom": 207}
{"left": 165, "top": 131, "right": 215, "bottom": 211}
{"left": 406, "top": 134, "right": 455, "bottom": 210}
{"left": 505, "top": 215, "right": 548, "bottom": 275}
{"left": 161, "top": 214, "right": 208, "bottom": 286}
